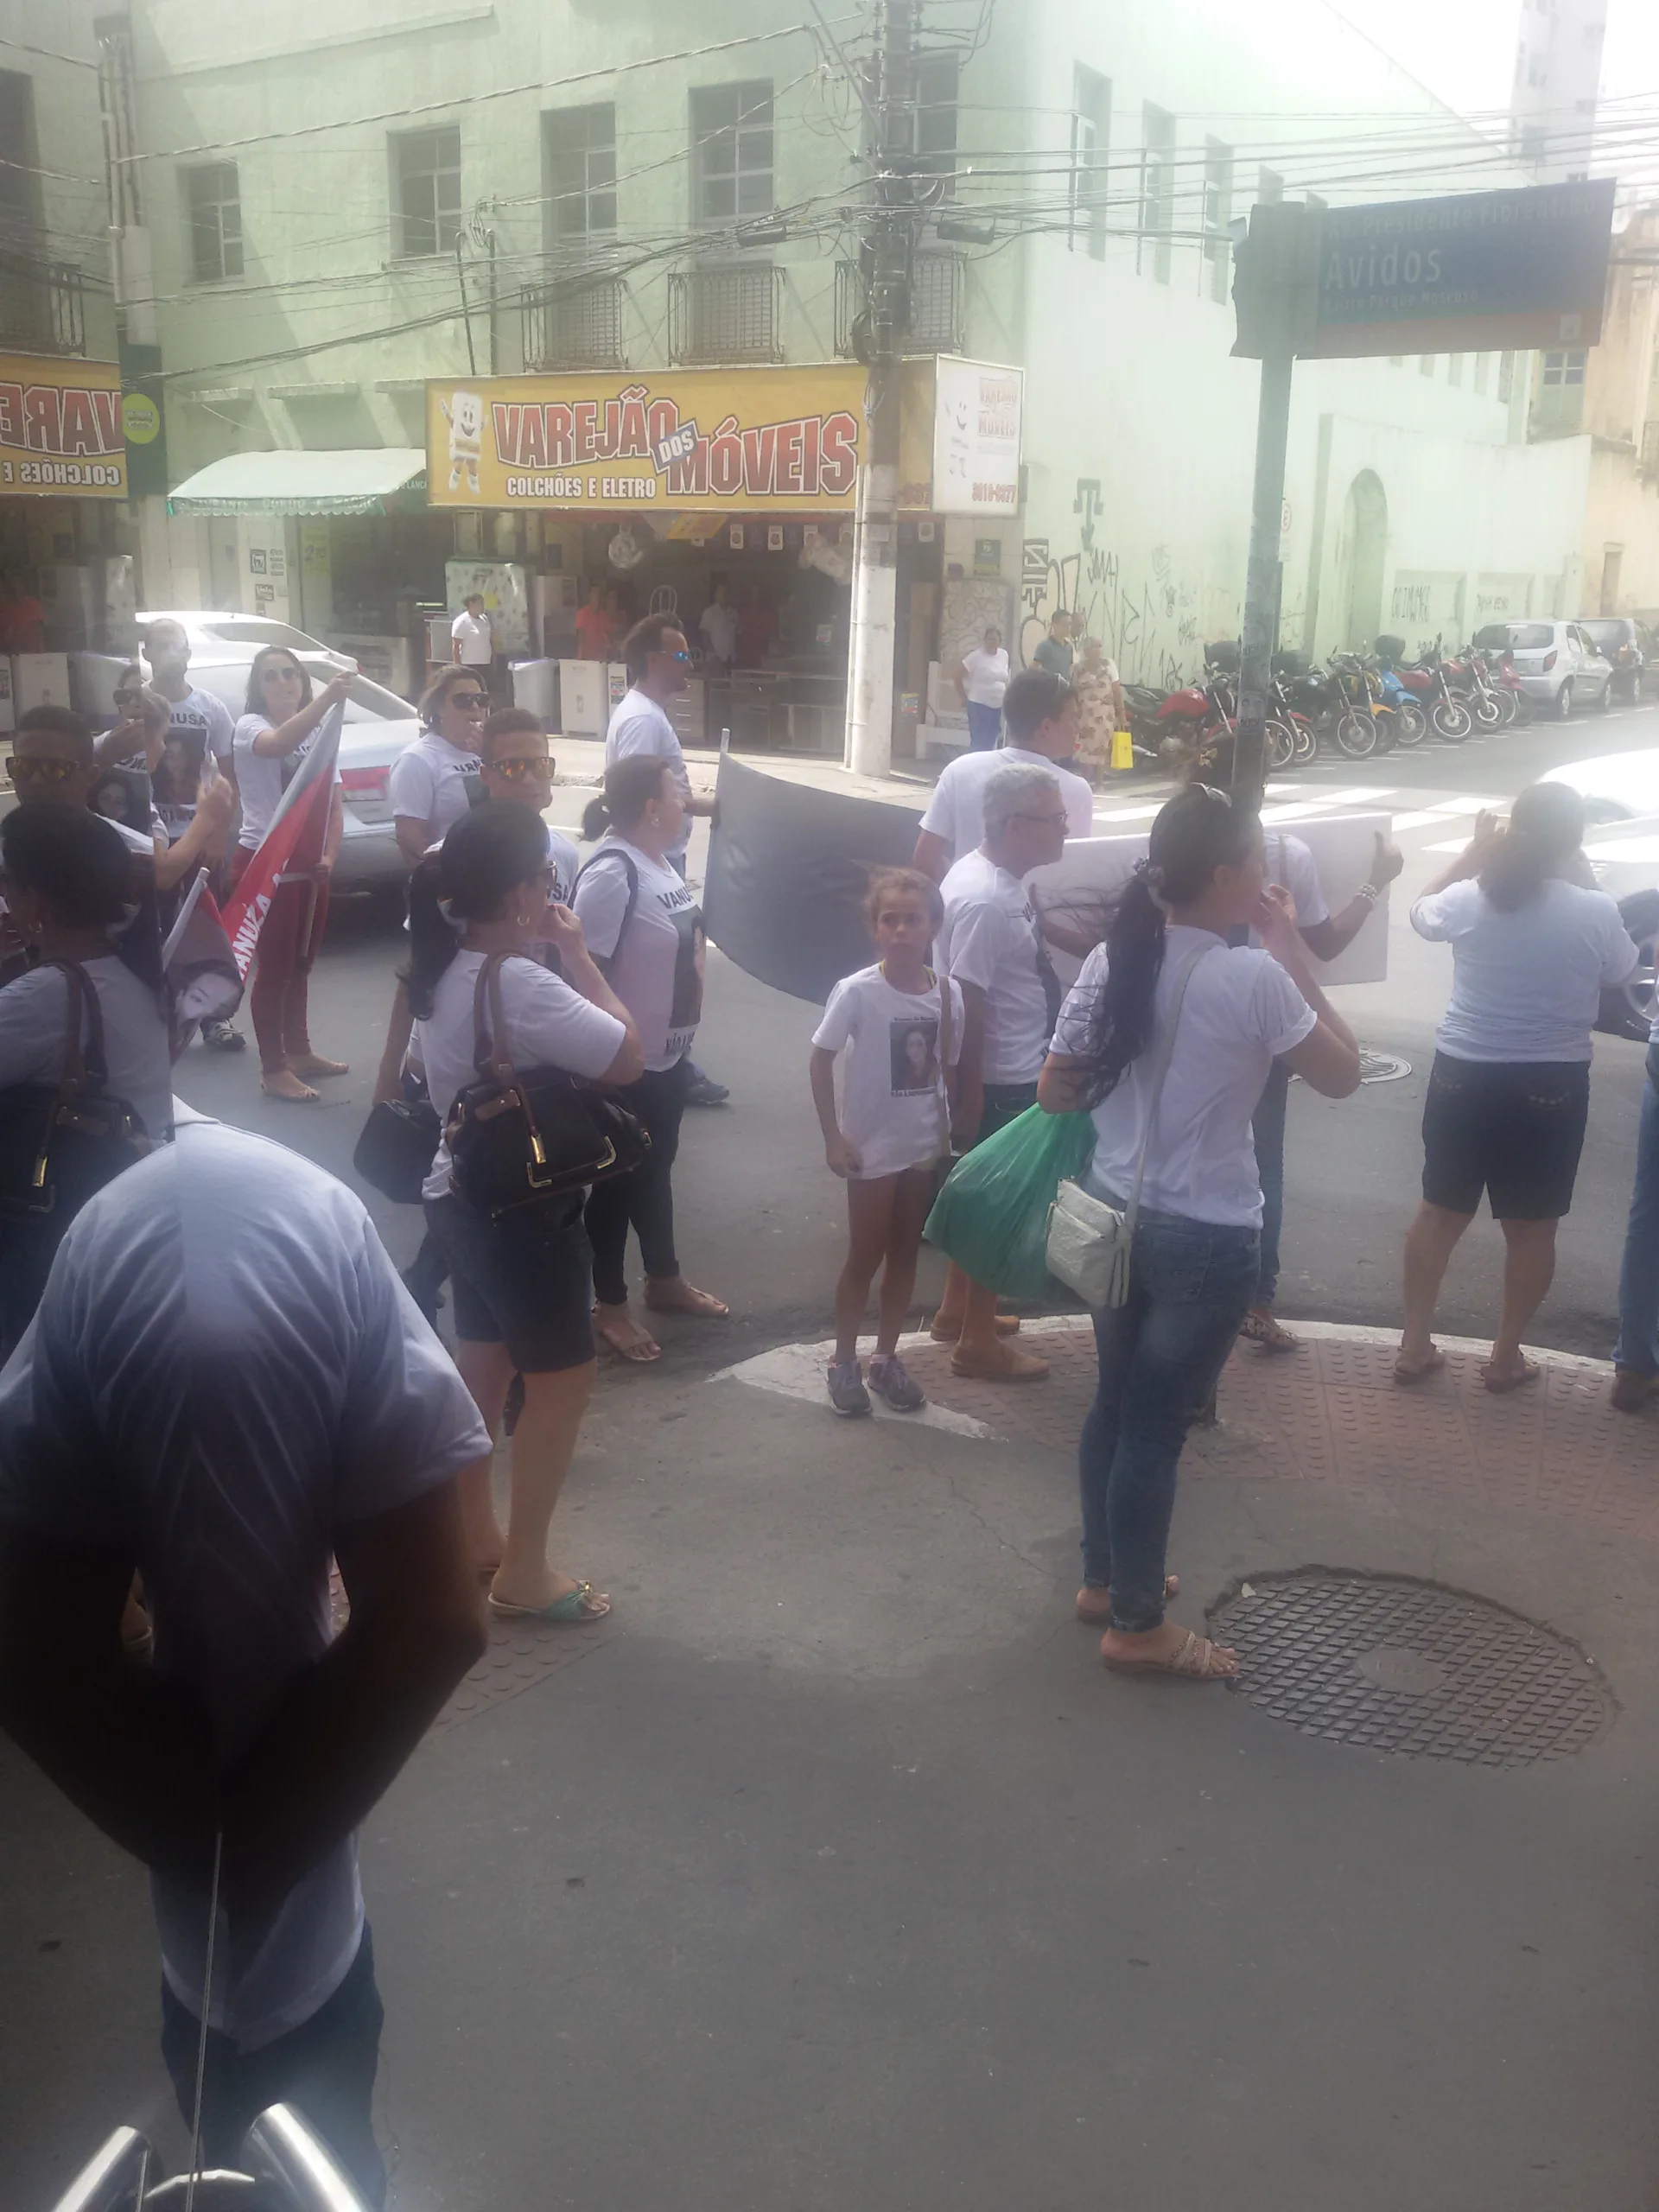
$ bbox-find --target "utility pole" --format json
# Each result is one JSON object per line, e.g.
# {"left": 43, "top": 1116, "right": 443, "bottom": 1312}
{"left": 1229, "top": 200, "right": 1321, "bottom": 807}
{"left": 845, "top": 0, "right": 919, "bottom": 779}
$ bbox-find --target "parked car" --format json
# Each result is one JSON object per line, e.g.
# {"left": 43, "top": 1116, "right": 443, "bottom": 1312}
{"left": 184, "top": 652, "right": 419, "bottom": 897}
{"left": 1492, "top": 620, "right": 1614, "bottom": 718}
{"left": 1541, "top": 747, "right": 1659, "bottom": 1039}
{"left": 1573, "top": 615, "right": 1646, "bottom": 705}
{"left": 137, "top": 607, "right": 357, "bottom": 672}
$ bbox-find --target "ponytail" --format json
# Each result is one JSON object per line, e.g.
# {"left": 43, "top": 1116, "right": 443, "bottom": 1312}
{"left": 1478, "top": 781, "right": 1585, "bottom": 914}
{"left": 400, "top": 855, "right": 451, "bottom": 1020}
{"left": 1073, "top": 785, "right": 1258, "bottom": 1107}
{"left": 402, "top": 801, "right": 550, "bottom": 1018}
{"left": 582, "top": 753, "right": 672, "bottom": 842}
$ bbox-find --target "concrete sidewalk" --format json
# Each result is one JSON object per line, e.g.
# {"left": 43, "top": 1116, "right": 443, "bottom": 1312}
{"left": 8, "top": 1314, "right": 1659, "bottom": 2209}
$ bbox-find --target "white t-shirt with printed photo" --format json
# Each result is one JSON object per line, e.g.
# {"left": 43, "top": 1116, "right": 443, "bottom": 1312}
{"left": 415, "top": 950, "right": 628, "bottom": 1201}
{"left": 389, "top": 730, "right": 480, "bottom": 842}
{"left": 811, "top": 962, "right": 965, "bottom": 1179}
{"left": 919, "top": 745, "right": 1095, "bottom": 863}
{"left": 574, "top": 837, "right": 703, "bottom": 1071}
{"left": 938, "top": 848, "right": 1054, "bottom": 1085}
{"left": 232, "top": 714, "right": 344, "bottom": 851}
{"left": 1052, "top": 924, "right": 1318, "bottom": 1229}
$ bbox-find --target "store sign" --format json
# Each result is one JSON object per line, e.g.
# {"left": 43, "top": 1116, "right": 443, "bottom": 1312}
{"left": 1307, "top": 180, "right": 1616, "bottom": 359}
{"left": 931, "top": 356, "right": 1023, "bottom": 517}
{"left": 426, "top": 365, "right": 867, "bottom": 512}
{"left": 0, "top": 353, "right": 127, "bottom": 499}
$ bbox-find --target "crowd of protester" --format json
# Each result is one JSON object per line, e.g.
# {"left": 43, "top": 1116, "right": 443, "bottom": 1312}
{"left": 2, "top": 623, "right": 1656, "bottom": 2198}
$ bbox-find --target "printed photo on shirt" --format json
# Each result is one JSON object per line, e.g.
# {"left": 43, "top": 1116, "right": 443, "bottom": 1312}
{"left": 667, "top": 899, "right": 706, "bottom": 1050}
{"left": 88, "top": 766, "right": 154, "bottom": 837}
{"left": 889, "top": 1015, "right": 941, "bottom": 1096}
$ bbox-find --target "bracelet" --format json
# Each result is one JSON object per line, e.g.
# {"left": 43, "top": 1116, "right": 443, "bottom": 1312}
{"left": 1355, "top": 883, "right": 1382, "bottom": 907}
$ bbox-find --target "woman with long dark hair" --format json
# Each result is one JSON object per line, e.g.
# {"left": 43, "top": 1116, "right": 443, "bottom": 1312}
{"left": 232, "top": 646, "right": 355, "bottom": 1101}
{"left": 1398, "top": 781, "right": 1638, "bottom": 1391}
{"left": 411, "top": 802, "right": 642, "bottom": 1620}
{"left": 574, "top": 754, "right": 727, "bottom": 1362}
{"left": 1038, "top": 786, "right": 1361, "bottom": 1681}
{"left": 390, "top": 664, "right": 489, "bottom": 865}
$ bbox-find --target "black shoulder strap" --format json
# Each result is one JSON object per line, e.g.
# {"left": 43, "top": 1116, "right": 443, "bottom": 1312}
{"left": 46, "top": 958, "right": 108, "bottom": 1090}
{"left": 574, "top": 848, "right": 639, "bottom": 970}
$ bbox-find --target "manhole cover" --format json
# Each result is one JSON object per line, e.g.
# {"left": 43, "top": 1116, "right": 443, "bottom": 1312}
{"left": 1210, "top": 1570, "right": 1613, "bottom": 1764}
{"left": 1358, "top": 1050, "right": 1412, "bottom": 1084}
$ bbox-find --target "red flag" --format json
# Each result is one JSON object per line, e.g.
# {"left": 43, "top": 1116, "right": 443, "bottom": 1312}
{"left": 219, "top": 703, "right": 344, "bottom": 982}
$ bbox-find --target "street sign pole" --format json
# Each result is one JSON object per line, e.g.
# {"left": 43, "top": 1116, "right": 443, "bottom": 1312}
{"left": 1234, "top": 341, "right": 1294, "bottom": 805}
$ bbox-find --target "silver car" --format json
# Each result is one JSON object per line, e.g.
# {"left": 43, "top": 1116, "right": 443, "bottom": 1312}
{"left": 137, "top": 607, "right": 354, "bottom": 671}
{"left": 184, "top": 654, "right": 420, "bottom": 898}
{"left": 1498, "top": 620, "right": 1614, "bottom": 719}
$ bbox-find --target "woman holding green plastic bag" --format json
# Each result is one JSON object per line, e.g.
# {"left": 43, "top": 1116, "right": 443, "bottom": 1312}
{"left": 1038, "top": 785, "right": 1362, "bottom": 1682}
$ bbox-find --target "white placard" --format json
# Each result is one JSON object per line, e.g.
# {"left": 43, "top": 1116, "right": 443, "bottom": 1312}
{"left": 1027, "top": 814, "right": 1394, "bottom": 990}
{"left": 931, "top": 356, "right": 1023, "bottom": 518}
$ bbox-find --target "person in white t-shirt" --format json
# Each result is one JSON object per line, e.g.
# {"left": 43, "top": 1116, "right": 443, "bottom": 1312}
{"left": 0, "top": 1119, "right": 490, "bottom": 2206}
{"left": 450, "top": 591, "right": 493, "bottom": 677}
{"left": 232, "top": 647, "right": 353, "bottom": 1102}
{"left": 605, "top": 613, "right": 728, "bottom": 1107}
{"left": 810, "top": 868, "right": 964, "bottom": 1416}
{"left": 1399, "top": 783, "right": 1638, "bottom": 1394}
{"left": 1180, "top": 734, "right": 1406, "bottom": 1351}
{"left": 390, "top": 665, "right": 488, "bottom": 866}
{"left": 931, "top": 762, "right": 1070, "bottom": 1382}
{"left": 1040, "top": 785, "right": 1361, "bottom": 1681}
{"left": 954, "top": 625, "right": 1011, "bottom": 751}
{"left": 0, "top": 802, "right": 174, "bottom": 1352}
{"left": 412, "top": 804, "right": 642, "bottom": 1622}
{"left": 698, "top": 579, "right": 740, "bottom": 671}
{"left": 575, "top": 755, "right": 728, "bottom": 1363}
{"left": 913, "top": 667, "right": 1095, "bottom": 883}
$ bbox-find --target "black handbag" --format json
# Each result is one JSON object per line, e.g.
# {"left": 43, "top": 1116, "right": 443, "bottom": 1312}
{"left": 353, "top": 1096, "right": 442, "bottom": 1205}
{"left": 444, "top": 952, "right": 649, "bottom": 1218}
{"left": 0, "top": 959, "right": 150, "bottom": 1224}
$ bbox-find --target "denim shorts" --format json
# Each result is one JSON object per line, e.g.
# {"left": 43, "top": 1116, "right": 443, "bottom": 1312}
{"left": 423, "top": 1192, "right": 595, "bottom": 1371}
{"left": 1421, "top": 1052, "right": 1590, "bottom": 1220}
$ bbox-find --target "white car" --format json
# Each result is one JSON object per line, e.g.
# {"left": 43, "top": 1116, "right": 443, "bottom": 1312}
{"left": 1541, "top": 747, "right": 1659, "bottom": 1038}
{"left": 137, "top": 607, "right": 355, "bottom": 671}
{"left": 184, "top": 652, "right": 422, "bottom": 898}
{"left": 1496, "top": 620, "right": 1615, "bottom": 719}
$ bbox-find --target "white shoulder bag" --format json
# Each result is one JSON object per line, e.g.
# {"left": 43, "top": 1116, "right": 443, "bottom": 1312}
{"left": 1045, "top": 944, "right": 1212, "bottom": 1309}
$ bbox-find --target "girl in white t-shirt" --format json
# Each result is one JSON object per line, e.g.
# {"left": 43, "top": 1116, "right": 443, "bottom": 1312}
{"left": 810, "top": 868, "right": 963, "bottom": 1416}
{"left": 1040, "top": 786, "right": 1362, "bottom": 1682}
{"left": 410, "top": 802, "right": 642, "bottom": 1624}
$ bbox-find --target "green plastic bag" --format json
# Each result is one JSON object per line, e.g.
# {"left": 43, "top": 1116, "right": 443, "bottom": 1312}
{"left": 924, "top": 1106, "right": 1096, "bottom": 1302}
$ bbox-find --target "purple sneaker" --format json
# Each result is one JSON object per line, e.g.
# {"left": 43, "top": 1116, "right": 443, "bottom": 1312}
{"left": 828, "top": 1360, "right": 872, "bottom": 1417}
{"left": 868, "top": 1354, "right": 925, "bottom": 1412}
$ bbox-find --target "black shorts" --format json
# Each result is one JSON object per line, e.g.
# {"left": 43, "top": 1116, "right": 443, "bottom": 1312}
{"left": 971, "top": 1079, "right": 1039, "bottom": 1149}
{"left": 423, "top": 1192, "right": 596, "bottom": 1372}
{"left": 1420, "top": 1052, "right": 1591, "bottom": 1221}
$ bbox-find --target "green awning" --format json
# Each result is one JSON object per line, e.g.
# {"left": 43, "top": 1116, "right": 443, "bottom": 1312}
{"left": 167, "top": 448, "right": 427, "bottom": 517}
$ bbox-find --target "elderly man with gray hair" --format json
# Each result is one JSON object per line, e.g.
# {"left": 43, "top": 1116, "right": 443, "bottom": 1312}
{"left": 931, "top": 762, "right": 1071, "bottom": 1379}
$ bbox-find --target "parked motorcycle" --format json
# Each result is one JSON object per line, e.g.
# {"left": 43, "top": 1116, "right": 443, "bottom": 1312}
{"left": 1378, "top": 633, "right": 1472, "bottom": 743}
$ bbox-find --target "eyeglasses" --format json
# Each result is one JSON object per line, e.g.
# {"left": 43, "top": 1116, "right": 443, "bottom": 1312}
{"left": 5, "top": 753, "right": 78, "bottom": 785}
{"left": 112, "top": 688, "right": 142, "bottom": 708}
{"left": 449, "top": 690, "right": 487, "bottom": 710}
{"left": 489, "top": 756, "right": 550, "bottom": 780}
{"left": 664, "top": 651, "right": 692, "bottom": 665}
{"left": 1011, "top": 810, "right": 1069, "bottom": 830}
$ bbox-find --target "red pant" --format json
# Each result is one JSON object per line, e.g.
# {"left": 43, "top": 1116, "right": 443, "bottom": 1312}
{"left": 229, "top": 846, "right": 330, "bottom": 1072}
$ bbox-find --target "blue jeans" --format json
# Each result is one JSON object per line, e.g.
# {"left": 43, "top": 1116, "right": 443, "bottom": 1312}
{"left": 1615, "top": 1043, "right": 1659, "bottom": 1373}
{"left": 965, "top": 699, "right": 1001, "bottom": 750}
{"left": 1078, "top": 1208, "right": 1261, "bottom": 1631}
{"left": 1251, "top": 1058, "right": 1291, "bottom": 1308}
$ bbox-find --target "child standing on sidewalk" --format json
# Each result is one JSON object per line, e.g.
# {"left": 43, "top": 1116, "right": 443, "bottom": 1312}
{"left": 810, "top": 869, "right": 963, "bottom": 1416}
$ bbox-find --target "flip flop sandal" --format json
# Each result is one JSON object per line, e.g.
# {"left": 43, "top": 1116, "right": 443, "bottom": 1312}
{"left": 1102, "top": 1629, "right": 1237, "bottom": 1681}
{"left": 1482, "top": 1357, "right": 1541, "bottom": 1395}
{"left": 594, "top": 1307, "right": 661, "bottom": 1363}
{"left": 488, "top": 1581, "right": 611, "bottom": 1624}
{"left": 1393, "top": 1351, "right": 1446, "bottom": 1385}
{"left": 262, "top": 1078, "right": 320, "bottom": 1103}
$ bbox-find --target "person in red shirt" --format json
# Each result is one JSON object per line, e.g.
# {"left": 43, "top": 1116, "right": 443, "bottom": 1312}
{"left": 0, "top": 571, "right": 46, "bottom": 655}
{"left": 573, "top": 581, "right": 612, "bottom": 662}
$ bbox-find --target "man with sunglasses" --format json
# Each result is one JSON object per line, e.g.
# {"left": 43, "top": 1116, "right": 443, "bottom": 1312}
{"left": 390, "top": 669, "right": 489, "bottom": 868}
{"left": 605, "top": 613, "right": 728, "bottom": 1105}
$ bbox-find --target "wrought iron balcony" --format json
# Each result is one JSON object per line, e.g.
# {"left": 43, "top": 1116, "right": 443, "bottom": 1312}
{"left": 0, "top": 245, "right": 87, "bottom": 357}
{"left": 835, "top": 250, "right": 963, "bottom": 359}
{"left": 667, "top": 264, "right": 783, "bottom": 365}
{"left": 521, "top": 270, "right": 626, "bottom": 372}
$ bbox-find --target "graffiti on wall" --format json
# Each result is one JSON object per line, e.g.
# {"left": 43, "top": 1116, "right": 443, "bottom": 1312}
{"left": 1017, "top": 479, "right": 1211, "bottom": 688}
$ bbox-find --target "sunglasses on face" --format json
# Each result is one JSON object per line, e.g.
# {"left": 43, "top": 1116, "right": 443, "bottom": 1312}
{"left": 112, "top": 688, "right": 142, "bottom": 708}
{"left": 489, "top": 755, "right": 550, "bottom": 780}
{"left": 449, "top": 690, "right": 487, "bottom": 710}
{"left": 6, "top": 753, "right": 78, "bottom": 785}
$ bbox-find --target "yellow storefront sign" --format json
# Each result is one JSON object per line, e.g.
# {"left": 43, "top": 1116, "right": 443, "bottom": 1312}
{"left": 426, "top": 365, "right": 868, "bottom": 512}
{"left": 0, "top": 353, "right": 127, "bottom": 499}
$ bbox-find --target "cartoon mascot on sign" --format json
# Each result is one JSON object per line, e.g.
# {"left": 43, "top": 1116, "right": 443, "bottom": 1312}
{"left": 440, "top": 388, "right": 483, "bottom": 496}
